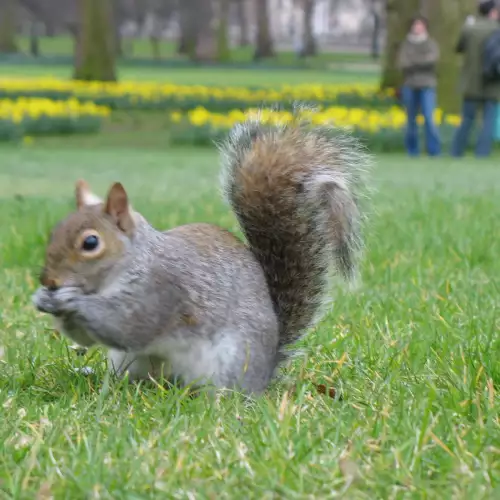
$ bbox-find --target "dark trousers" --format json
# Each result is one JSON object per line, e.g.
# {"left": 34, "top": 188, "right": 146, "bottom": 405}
{"left": 401, "top": 86, "right": 441, "bottom": 157}
{"left": 451, "top": 99, "right": 498, "bottom": 158}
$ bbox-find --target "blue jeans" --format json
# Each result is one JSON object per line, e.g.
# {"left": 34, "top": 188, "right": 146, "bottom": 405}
{"left": 450, "top": 99, "right": 498, "bottom": 157}
{"left": 402, "top": 86, "right": 441, "bottom": 156}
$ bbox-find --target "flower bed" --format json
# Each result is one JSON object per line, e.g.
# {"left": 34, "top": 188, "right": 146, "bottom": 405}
{"left": 0, "top": 98, "right": 109, "bottom": 141}
{"left": 167, "top": 106, "right": 461, "bottom": 152}
{"left": 0, "top": 78, "right": 397, "bottom": 112}
{"left": 0, "top": 80, "right": 468, "bottom": 152}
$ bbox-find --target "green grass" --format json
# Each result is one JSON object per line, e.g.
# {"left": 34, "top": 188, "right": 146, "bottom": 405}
{"left": 15, "top": 35, "right": 378, "bottom": 69}
{"left": 0, "top": 62, "right": 378, "bottom": 86}
{"left": 1, "top": 145, "right": 499, "bottom": 499}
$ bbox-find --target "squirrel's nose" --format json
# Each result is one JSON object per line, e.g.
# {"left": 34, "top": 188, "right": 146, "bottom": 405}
{"left": 39, "top": 268, "right": 60, "bottom": 291}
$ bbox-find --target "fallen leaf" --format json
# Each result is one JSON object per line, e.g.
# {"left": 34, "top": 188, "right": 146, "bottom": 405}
{"left": 315, "top": 384, "right": 337, "bottom": 399}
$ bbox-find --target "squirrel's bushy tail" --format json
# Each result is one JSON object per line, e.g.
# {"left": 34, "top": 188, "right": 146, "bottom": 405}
{"left": 219, "top": 111, "right": 372, "bottom": 352}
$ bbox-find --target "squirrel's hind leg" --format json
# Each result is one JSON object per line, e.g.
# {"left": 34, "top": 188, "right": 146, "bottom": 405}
{"left": 107, "top": 350, "right": 169, "bottom": 383}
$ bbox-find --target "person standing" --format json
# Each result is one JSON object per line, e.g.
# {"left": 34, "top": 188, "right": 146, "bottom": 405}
{"left": 398, "top": 15, "right": 441, "bottom": 157}
{"left": 451, "top": 0, "right": 500, "bottom": 158}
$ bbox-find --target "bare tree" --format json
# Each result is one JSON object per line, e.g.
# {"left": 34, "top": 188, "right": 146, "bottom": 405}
{"left": 74, "top": 0, "right": 117, "bottom": 81}
{"left": 254, "top": 0, "right": 274, "bottom": 60}
{"left": 177, "top": 0, "right": 231, "bottom": 62}
{"left": 369, "top": 0, "right": 382, "bottom": 59}
{"left": 149, "top": 16, "right": 162, "bottom": 60}
{"left": 216, "top": 0, "right": 231, "bottom": 61}
{"left": 302, "top": 0, "right": 317, "bottom": 57}
{"left": 19, "top": 0, "right": 52, "bottom": 27}
{"left": 235, "top": 0, "right": 250, "bottom": 46}
{"left": 147, "top": 0, "right": 177, "bottom": 59}
{"left": 0, "top": 0, "right": 18, "bottom": 53}
{"left": 19, "top": 0, "right": 54, "bottom": 55}
{"left": 177, "top": 0, "right": 209, "bottom": 59}
{"left": 113, "top": 0, "right": 124, "bottom": 56}
{"left": 132, "top": 0, "right": 148, "bottom": 27}
{"left": 181, "top": 0, "right": 217, "bottom": 61}
{"left": 29, "top": 20, "right": 40, "bottom": 56}
{"left": 177, "top": 0, "right": 195, "bottom": 54}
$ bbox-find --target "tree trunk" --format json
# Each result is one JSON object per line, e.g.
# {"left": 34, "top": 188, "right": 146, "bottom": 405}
{"left": 74, "top": 0, "right": 117, "bottom": 82}
{"left": 236, "top": 0, "right": 250, "bottom": 46}
{"left": 29, "top": 20, "right": 39, "bottom": 57}
{"left": 217, "top": 0, "right": 231, "bottom": 61}
{"left": 69, "top": 22, "right": 79, "bottom": 62}
{"left": 177, "top": 0, "right": 190, "bottom": 54}
{"left": 115, "top": 29, "right": 123, "bottom": 58}
{"left": 370, "top": 0, "right": 381, "bottom": 60}
{"left": 150, "top": 15, "right": 162, "bottom": 60}
{"left": 133, "top": 0, "right": 147, "bottom": 28}
{"left": 150, "top": 35, "right": 161, "bottom": 59}
{"left": 302, "top": 0, "right": 317, "bottom": 57}
{"left": 0, "top": 0, "right": 18, "bottom": 53}
{"left": 380, "top": 0, "right": 421, "bottom": 89}
{"left": 123, "top": 38, "right": 134, "bottom": 57}
{"left": 254, "top": 0, "right": 274, "bottom": 60}
{"left": 194, "top": 0, "right": 217, "bottom": 61}
{"left": 177, "top": 0, "right": 200, "bottom": 58}
{"left": 45, "top": 22, "right": 55, "bottom": 37}
{"left": 113, "top": 0, "right": 123, "bottom": 57}
{"left": 422, "top": 0, "right": 476, "bottom": 113}
{"left": 19, "top": 0, "right": 52, "bottom": 39}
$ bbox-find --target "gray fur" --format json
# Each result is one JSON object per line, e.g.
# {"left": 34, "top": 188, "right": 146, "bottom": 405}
{"left": 33, "top": 115, "right": 371, "bottom": 393}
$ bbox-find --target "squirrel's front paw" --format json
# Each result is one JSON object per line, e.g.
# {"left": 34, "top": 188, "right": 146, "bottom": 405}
{"left": 32, "top": 287, "right": 57, "bottom": 315}
{"left": 32, "top": 286, "right": 82, "bottom": 316}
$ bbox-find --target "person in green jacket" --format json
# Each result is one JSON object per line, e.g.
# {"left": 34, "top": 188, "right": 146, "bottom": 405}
{"left": 398, "top": 15, "right": 441, "bottom": 156}
{"left": 451, "top": 0, "right": 500, "bottom": 157}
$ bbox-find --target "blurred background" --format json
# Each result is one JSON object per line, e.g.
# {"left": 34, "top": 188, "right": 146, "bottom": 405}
{"left": 0, "top": 0, "right": 386, "bottom": 63}
{"left": 0, "top": 0, "right": 481, "bottom": 151}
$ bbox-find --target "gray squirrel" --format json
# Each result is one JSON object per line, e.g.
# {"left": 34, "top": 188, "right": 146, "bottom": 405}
{"left": 32, "top": 113, "right": 371, "bottom": 393}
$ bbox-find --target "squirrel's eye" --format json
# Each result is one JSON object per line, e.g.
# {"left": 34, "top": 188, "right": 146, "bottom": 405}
{"left": 77, "top": 230, "right": 104, "bottom": 258}
{"left": 82, "top": 234, "right": 99, "bottom": 252}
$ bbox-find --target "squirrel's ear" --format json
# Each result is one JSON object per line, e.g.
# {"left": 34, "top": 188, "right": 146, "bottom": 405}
{"left": 75, "top": 179, "right": 103, "bottom": 210}
{"left": 104, "top": 182, "right": 135, "bottom": 234}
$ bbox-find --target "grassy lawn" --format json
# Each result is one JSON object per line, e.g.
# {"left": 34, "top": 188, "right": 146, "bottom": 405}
{"left": 0, "top": 142, "right": 499, "bottom": 498}
{"left": 14, "top": 35, "right": 378, "bottom": 69}
{"left": 0, "top": 62, "right": 378, "bottom": 86}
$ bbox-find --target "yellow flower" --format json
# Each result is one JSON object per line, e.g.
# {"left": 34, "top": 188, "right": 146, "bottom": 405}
{"left": 188, "top": 107, "right": 211, "bottom": 126}
{"left": 0, "top": 97, "right": 110, "bottom": 126}
{"left": 171, "top": 111, "right": 183, "bottom": 123}
{"left": 0, "top": 77, "right": 393, "bottom": 109}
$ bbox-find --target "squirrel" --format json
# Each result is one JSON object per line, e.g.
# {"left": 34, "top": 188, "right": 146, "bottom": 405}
{"left": 32, "top": 113, "right": 371, "bottom": 394}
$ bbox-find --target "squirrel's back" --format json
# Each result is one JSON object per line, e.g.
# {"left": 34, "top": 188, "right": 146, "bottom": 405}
{"left": 219, "top": 115, "right": 371, "bottom": 353}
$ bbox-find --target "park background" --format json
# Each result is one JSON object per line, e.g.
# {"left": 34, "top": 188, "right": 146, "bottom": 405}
{"left": 0, "top": 1, "right": 499, "bottom": 499}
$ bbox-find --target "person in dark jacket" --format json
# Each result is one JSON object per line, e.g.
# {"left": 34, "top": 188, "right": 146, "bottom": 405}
{"left": 451, "top": 0, "right": 500, "bottom": 158}
{"left": 398, "top": 15, "right": 441, "bottom": 157}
